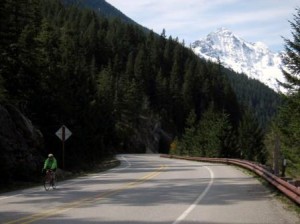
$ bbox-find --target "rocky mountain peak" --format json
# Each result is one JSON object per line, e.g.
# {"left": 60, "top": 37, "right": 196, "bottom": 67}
{"left": 192, "top": 28, "right": 285, "bottom": 92}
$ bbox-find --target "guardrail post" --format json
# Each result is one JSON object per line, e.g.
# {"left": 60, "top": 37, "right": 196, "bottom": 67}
{"left": 282, "top": 158, "right": 287, "bottom": 177}
{"left": 273, "top": 136, "right": 280, "bottom": 176}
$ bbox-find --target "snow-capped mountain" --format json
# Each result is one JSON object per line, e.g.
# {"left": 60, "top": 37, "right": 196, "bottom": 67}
{"left": 192, "top": 27, "right": 285, "bottom": 92}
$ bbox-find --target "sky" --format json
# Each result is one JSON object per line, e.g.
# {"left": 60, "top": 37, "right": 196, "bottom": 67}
{"left": 105, "top": 0, "right": 299, "bottom": 52}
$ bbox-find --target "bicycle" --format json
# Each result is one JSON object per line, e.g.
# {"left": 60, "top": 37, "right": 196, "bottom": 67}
{"left": 43, "top": 169, "right": 57, "bottom": 191}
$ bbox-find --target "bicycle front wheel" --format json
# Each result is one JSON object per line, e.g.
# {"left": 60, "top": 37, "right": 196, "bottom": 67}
{"left": 44, "top": 176, "right": 52, "bottom": 191}
{"left": 52, "top": 176, "right": 57, "bottom": 189}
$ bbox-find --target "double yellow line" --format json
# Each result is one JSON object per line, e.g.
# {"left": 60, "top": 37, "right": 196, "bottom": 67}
{"left": 4, "top": 165, "right": 166, "bottom": 224}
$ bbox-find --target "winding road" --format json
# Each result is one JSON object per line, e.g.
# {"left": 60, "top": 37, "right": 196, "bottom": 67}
{"left": 0, "top": 154, "right": 299, "bottom": 224}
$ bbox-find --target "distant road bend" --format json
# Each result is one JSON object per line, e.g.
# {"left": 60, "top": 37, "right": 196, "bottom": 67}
{"left": 0, "top": 154, "right": 299, "bottom": 224}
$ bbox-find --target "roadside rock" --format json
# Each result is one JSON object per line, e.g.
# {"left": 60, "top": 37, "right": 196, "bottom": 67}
{"left": 126, "top": 115, "right": 172, "bottom": 154}
{"left": 0, "top": 104, "right": 43, "bottom": 185}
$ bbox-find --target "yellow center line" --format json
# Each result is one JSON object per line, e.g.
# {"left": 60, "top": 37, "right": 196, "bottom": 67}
{"left": 4, "top": 165, "right": 166, "bottom": 224}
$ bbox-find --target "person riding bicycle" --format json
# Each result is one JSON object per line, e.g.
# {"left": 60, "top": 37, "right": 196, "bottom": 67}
{"left": 42, "top": 153, "right": 57, "bottom": 175}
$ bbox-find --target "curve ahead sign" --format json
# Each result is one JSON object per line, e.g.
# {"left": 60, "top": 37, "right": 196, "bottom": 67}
{"left": 55, "top": 125, "right": 72, "bottom": 141}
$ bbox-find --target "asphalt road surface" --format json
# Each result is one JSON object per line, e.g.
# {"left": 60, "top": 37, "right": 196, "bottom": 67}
{"left": 0, "top": 154, "right": 299, "bottom": 224}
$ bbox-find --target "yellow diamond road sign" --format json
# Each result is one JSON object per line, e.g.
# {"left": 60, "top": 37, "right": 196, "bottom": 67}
{"left": 55, "top": 125, "right": 72, "bottom": 141}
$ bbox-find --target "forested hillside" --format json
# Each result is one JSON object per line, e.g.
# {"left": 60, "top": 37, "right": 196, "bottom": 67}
{"left": 0, "top": 0, "right": 281, "bottom": 185}
{"left": 75, "top": 0, "right": 282, "bottom": 130}
{"left": 0, "top": 0, "right": 238, "bottom": 163}
{"left": 223, "top": 68, "right": 282, "bottom": 127}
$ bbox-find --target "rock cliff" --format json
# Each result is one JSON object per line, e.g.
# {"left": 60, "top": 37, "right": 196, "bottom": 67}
{"left": 0, "top": 104, "right": 43, "bottom": 185}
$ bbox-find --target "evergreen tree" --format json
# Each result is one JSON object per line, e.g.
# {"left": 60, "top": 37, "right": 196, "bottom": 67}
{"left": 281, "top": 7, "right": 300, "bottom": 92}
{"left": 0, "top": 75, "right": 6, "bottom": 102}
{"left": 155, "top": 68, "right": 169, "bottom": 113}
{"left": 178, "top": 109, "right": 198, "bottom": 156}
{"left": 270, "top": 7, "right": 300, "bottom": 177}
{"left": 125, "top": 51, "right": 135, "bottom": 79}
{"left": 238, "top": 109, "right": 266, "bottom": 163}
{"left": 196, "top": 106, "right": 230, "bottom": 157}
{"left": 0, "top": 0, "right": 42, "bottom": 107}
{"left": 134, "top": 46, "right": 147, "bottom": 85}
{"left": 182, "top": 60, "right": 196, "bottom": 111}
{"left": 178, "top": 106, "right": 237, "bottom": 158}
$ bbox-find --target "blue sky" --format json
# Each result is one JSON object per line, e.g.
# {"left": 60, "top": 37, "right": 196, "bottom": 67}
{"left": 105, "top": 0, "right": 299, "bottom": 52}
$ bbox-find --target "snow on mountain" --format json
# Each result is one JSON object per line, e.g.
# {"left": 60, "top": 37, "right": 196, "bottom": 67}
{"left": 191, "top": 27, "right": 285, "bottom": 92}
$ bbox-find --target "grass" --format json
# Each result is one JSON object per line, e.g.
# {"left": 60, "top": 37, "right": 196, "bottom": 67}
{"left": 234, "top": 165, "right": 300, "bottom": 217}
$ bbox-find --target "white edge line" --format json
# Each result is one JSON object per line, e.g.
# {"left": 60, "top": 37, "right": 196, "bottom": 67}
{"left": 172, "top": 166, "right": 214, "bottom": 224}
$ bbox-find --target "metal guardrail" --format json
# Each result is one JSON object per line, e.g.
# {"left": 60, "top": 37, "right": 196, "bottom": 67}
{"left": 160, "top": 154, "right": 300, "bottom": 206}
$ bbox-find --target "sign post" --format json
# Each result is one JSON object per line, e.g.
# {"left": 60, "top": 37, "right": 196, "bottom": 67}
{"left": 56, "top": 125, "right": 72, "bottom": 169}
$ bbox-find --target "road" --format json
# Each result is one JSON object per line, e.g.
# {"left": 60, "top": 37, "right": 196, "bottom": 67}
{"left": 0, "top": 154, "right": 299, "bottom": 224}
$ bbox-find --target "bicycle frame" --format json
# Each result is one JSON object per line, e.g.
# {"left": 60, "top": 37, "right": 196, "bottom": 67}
{"left": 44, "top": 169, "right": 56, "bottom": 191}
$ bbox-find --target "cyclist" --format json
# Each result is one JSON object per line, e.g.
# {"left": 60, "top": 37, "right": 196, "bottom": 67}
{"left": 42, "top": 153, "right": 58, "bottom": 177}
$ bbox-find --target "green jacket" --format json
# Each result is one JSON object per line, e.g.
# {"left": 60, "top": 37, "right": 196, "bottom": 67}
{"left": 43, "top": 157, "right": 58, "bottom": 170}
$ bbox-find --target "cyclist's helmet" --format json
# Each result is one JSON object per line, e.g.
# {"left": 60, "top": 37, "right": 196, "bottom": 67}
{"left": 48, "top": 153, "right": 54, "bottom": 158}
